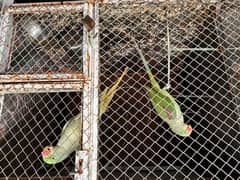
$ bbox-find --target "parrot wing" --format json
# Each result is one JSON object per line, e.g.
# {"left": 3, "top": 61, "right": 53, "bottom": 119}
{"left": 57, "top": 112, "right": 81, "bottom": 151}
{"left": 146, "top": 86, "right": 178, "bottom": 121}
{"left": 61, "top": 117, "right": 71, "bottom": 134}
{"left": 135, "top": 42, "right": 184, "bottom": 122}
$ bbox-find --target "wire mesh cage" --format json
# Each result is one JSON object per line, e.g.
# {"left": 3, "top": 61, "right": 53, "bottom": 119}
{"left": 4, "top": 7, "right": 83, "bottom": 74}
{"left": 98, "top": 1, "right": 240, "bottom": 179}
{"left": 0, "top": 0, "right": 240, "bottom": 180}
{"left": 0, "top": 92, "right": 82, "bottom": 178}
{"left": 0, "top": 2, "right": 86, "bottom": 179}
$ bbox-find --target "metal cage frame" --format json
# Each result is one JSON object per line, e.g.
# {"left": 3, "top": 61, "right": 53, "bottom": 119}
{"left": 0, "top": 0, "right": 239, "bottom": 180}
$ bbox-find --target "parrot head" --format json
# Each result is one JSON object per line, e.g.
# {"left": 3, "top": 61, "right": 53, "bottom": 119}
{"left": 170, "top": 123, "right": 192, "bottom": 137}
{"left": 41, "top": 146, "right": 60, "bottom": 164}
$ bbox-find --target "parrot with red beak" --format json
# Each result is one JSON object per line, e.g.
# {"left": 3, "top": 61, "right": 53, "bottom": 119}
{"left": 135, "top": 44, "right": 192, "bottom": 137}
{"left": 41, "top": 67, "right": 128, "bottom": 164}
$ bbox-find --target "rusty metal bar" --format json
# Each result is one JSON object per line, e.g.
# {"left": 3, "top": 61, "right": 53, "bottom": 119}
{"left": 77, "top": 2, "right": 92, "bottom": 180}
{"left": 88, "top": 2, "right": 99, "bottom": 180}
{"left": 82, "top": 6, "right": 91, "bottom": 150}
{"left": 0, "top": 0, "right": 14, "bottom": 134}
{"left": 100, "top": 0, "right": 219, "bottom": 4}
{"left": 0, "top": 81, "right": 84, "bottom": 94}
{"left": 0, "top": 73, "right": 85, "bottom": 83}
{"left": 7, "top": 1, "right": 84, "bottom": 14}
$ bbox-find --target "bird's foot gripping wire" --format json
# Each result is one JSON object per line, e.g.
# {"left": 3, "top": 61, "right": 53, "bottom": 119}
{"left": 163, "top": 83, "right": 171, "bottom": 90}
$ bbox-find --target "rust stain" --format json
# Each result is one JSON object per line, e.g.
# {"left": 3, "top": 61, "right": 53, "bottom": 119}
{"left": 87, "top": 0, "right": 96, "bottom": 4}
{"left": 0, "top": 73, "right": 85, "bottom": 83}
{"left": 0, "top": 81, "right": 84, "bottom": 93}
{"left": 10, "top": 75, "right": 16, "bottom": 81}
{"left": 78, "top": 159, "right": 84, "bottom": 174}
{"left": 82, "top": 15, "right": 96, "bottom": 32}
{"left": 47, "top": 72, "right": 52, "bottom": 81}
{"left": 8, "top": 1, "right": 83, "bottom": 14}
{"left": 9, "top": 1, "right": 82, "bottom": 9}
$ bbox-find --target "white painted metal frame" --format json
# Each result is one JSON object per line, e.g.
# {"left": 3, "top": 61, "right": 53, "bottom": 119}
{"left": 0, "top": 0, "right": 13, "bottom": 73}
{"left": 76, "top": 2, "right": 99, "bottom": 180}
{"left": 0, "top": 0, "right": 14, "bottom": 138}
{"left": 1, "top": 1, "right": 99, "bottom": 179}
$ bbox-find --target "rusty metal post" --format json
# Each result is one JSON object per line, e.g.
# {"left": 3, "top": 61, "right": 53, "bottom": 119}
{"left": 75, "top": 2, "right": 99, "bottom": 180}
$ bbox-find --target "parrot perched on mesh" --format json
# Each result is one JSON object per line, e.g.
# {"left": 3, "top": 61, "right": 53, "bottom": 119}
{"left": 41, "top": 67, "right": 128, "bottom": 164}
{"left": 135, "top": 44, "right": 192, "bottom": 137}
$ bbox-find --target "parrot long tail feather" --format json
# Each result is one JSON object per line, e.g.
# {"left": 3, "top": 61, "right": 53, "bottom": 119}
{"left": 99, "top": 67, "right": 128, "bottom": 117}
{"left": 133, "top": 40, "right": 161, "bottom": 91}
{"left": 104, "top": 67, "right": 128, "bottom": 98}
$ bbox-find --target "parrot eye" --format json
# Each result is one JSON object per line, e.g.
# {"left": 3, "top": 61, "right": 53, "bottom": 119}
{"left": 51, "top": 157, "right": 55, "bottom": 160}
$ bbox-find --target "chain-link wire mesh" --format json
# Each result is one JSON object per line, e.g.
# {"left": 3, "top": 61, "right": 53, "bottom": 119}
{"left": 0, "top": 2, "right": 86, "bottom": 179}
{"left": 1, "top": 5, "right": 83, "bottom": 74}
{"left": 98, "top": 1, "right": 240, "bottom": 179}
{"left": 0, "top": 92, "right": 82, "bottom": 178}
{"left": 0, "top": 0, "right": 240, "bottom": 180}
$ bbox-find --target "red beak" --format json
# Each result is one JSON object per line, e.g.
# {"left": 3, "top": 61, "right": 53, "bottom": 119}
{"left": 186, "top": 126, "right": 192, "bottom": 133}
{"left": 41, "top": 149, "right": 49, "bottom": 158}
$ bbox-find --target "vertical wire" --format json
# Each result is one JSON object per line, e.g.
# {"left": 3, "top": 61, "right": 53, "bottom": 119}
{"left": 166, "top": 9, "right": 171, "bottom": 90}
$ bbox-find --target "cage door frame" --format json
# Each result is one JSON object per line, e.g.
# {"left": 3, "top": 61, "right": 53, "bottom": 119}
{"left": 77, "top": 2, "right": 99, "bottom": 180}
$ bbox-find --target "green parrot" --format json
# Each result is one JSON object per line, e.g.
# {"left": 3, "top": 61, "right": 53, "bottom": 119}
{"left": 41, "top": 67, "right": 128, "bottom": 164}
{"left": 135, "top": 45, "right": 192, "bottom": 137}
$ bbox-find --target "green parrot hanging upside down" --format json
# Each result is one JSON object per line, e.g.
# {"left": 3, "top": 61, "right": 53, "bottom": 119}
{"left": 135, "top": 44, "right": 192, "bottom": 137}
{"left": 41, "top": 67, "right": 128, "bottom": 164}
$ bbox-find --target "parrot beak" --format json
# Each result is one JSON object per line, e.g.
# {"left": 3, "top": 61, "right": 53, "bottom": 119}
{"left": 41, "top": 150, "right": 48, "bottom": 158}
{"left": 186, "top": 125, "right": 192, "bottom": 134}
{"left": 41, "top": 146, "right": 52, "bottom": 157}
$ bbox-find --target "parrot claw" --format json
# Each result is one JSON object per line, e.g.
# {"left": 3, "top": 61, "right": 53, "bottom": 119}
{"left": 163, "top": 84, "right": 171, "bottom": 90}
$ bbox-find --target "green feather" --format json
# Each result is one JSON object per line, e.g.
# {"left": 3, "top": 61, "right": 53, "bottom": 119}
{"left": 145, "top": 86, "right": 177, "bottom": 121}
{"left": 135, "top": 43, "right": 161, "bottom": 91}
